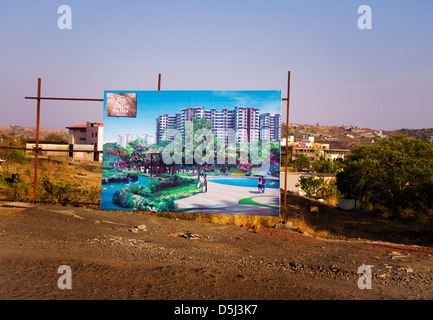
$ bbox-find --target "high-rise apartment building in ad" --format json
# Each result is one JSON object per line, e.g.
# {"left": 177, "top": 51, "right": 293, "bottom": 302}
{"left": 156, "top": 106, "right": 280, "bottom": 144}
{"left": 260, "top": 113, "right": 281, "bottom": 142}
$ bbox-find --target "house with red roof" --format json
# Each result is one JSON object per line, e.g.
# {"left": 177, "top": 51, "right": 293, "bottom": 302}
{"left": 65, "top": 122, "right": 103, "bottom": 161}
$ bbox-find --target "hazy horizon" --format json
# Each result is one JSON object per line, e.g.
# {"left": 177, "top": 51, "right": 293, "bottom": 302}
{"left": 3, "top": 122, "right": 432, "bottom": 135}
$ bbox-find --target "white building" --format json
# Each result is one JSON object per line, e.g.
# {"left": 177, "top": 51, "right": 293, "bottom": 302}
{"left": 117, "top": 134, "right": 154, "bottom": 147}
{"left": 234, "top": 106, "right": 260, "bottom": 143}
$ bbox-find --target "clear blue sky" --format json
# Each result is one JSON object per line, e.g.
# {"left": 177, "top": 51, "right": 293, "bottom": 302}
{"left": 1, "top": 0, "right": 432, "bottom": 131}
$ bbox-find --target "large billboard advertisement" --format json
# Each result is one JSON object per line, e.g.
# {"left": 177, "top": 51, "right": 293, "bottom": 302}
{"left": 101, "top": 91, "right": 281, "bottom": 216}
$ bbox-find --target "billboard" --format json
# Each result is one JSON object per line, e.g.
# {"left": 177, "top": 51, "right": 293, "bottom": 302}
{"left": 101, "top": 91, "right": 281, "bottom": 216}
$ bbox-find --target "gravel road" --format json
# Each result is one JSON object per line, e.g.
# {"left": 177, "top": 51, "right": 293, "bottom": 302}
{"left": 1, "top": 204, "right": 433, "bottom": 300}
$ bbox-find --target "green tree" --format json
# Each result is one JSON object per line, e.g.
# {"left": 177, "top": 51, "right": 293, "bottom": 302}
{"left": 296, "top": 176, "right": 323, "bottom": 197}
{"left": 191, "top": 116, "right": 212, "bottom": 182}
{"left": 294, "top": 154, "right": 310, "bottom": 171}
{"left": 313, "top": 158, "right": 345, "bottom": 174}
{"left": 336, "top": 135, "right": 433, "bottom": 218}
{"left": 129, "top": 143, "right": 149, "bottom": 168}
{"left": 159, "top": 116, "right": 213, "bottom": 182}
{"left": 296, "top": 176, "right": 340, "bottom": 200}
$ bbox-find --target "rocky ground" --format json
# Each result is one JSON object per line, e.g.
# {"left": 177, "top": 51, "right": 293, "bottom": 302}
{"left": 1, "top": 203, "right": 433, "bottom": 302}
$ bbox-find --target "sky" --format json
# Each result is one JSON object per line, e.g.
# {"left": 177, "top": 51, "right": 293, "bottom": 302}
{"left": 0, "top": 0, "right": 432, "bottom": 131}
{"left": 103, "top": 90, "right": 282, "bottom": 142}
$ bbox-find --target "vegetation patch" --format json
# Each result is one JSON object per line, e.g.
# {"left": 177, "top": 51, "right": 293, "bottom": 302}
{"left": 113, "top": 175, "right": 202, "bottom": 212}
{"left": 238, "top": 196, "right": 279, "bottom": 210}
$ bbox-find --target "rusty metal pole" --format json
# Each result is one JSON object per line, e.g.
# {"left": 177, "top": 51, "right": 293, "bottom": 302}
{"left": 284, "top": 71, "right": 291, "bottom": 213}
{"left": 33, "top": 78, "right": 41, "bottom": 203}
{"left": 158, "top": 73, "right": 161, "bottom": 91}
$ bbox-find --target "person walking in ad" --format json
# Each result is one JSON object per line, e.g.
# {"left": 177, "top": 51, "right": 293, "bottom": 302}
{"left": 258, "top": 176, "right": 262, "bottom": 193}
{"left": 261, "top": 176, "right": 266, "bottom": 193}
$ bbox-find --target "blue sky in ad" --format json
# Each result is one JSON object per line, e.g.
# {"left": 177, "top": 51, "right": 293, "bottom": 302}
{"left": 103, "top": 90, "right": 281, "bottom": 143}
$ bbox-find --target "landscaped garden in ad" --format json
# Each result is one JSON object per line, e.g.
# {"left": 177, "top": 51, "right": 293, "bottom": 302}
{"left": 101, "top": 90, "right": 281, "bottom": 216}
{"left": 100, "top": 138, "right": 280, "bottom": 215}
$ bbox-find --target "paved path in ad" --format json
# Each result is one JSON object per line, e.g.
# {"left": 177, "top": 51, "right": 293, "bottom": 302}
{"left": 174, "top": 181, "right": 280, "bottom": 216}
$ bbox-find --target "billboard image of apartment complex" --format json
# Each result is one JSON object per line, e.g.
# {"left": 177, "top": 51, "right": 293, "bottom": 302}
{"left": 156, "top": 106, "right": 281, "bottom": 144}
{"left": 102, "top": 90, "right": 281, "bottom": 216}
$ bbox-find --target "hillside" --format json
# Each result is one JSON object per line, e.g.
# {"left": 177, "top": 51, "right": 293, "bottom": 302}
{"left": 0, "top": 126, "right": 69, "bottom": 141}
{"left": 284, "top": 124, "right": 433, "bottom": 150}
{"left": 1, "top": 124, "right": 432, "bottom": 149}
{"left": 387, "top": 128, "right": 433, "bottom": 141}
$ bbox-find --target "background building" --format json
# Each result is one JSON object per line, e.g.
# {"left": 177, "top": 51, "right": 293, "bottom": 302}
{"left": 260, "top": 113, "right": 281, "bottom": 142}
{"left": 25, "top": 141, "right": 70, "bottom": 161}
{"left": 234, "top": 106, "right": 260, "bottom": 143}
{"left": 117, "top": 133, "right": 154, "bottom": 147}
{"left": 66, "top": 122, "right": 103, "bottom": 161}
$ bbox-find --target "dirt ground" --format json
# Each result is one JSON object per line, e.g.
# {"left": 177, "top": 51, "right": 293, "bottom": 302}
{"left": 1, "top": 203, "right": 433, "bottom": 302}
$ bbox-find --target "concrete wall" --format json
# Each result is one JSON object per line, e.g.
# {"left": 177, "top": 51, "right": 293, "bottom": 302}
{"left": 25, "top": 143, "right": 69, "bottom": 160}
{"left": 279, "top": 172, "right": 303, "bottom": 193}
{"left": 71, "top": 144, "right": 95, "bottom": 162}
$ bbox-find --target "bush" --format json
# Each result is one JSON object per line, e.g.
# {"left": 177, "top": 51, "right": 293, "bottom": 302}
{"left": 113, "top": 187, "right": 176, "bottom": 212}
{"left": 10, "top": 150, "right": 28, "bottom": 163}
{"left": 296, "top": 176, "right": 340, "bottom": 201}
{"left": 112, "top": 173, "right": 202, "bottom": 212}
{"left": 296, "top": 176, "right": 323, "bottom": 197}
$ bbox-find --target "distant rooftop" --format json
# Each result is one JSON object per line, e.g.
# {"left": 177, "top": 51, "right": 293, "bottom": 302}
{"left": 66, "top": 122, "right": 103, "bottom": 129}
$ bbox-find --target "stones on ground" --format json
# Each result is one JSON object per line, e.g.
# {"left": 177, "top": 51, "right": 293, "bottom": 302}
{"left": 253, "top": 225, "right": 261, "bottom": 233}
{"left": 102, "top": 220, "right": 125, "bottom": 226}
{"left": 388, "top": 251, "right": 409, "bottom": 259}
{"left": 241, "top": 222, "right": 263, "bottom": 233}
{"left": 50, "top": 209, "right": 85, "bottom": 220}
{"left": 245, "top": 222, "right": 254, "bottom": 229}
{"left": 169, "top": 231, "right": 209, "bottom": 240}
{"left": 400, "top": 267, "right": 414, "bottom": 273}
{"left": 274, "top": 221, "right": 293, "bottom": 230}
{"left": 128, "top": 224, "right": 147, "bottom": 233}
{"left": 378, "top": 273, "right": 390, "bottom": 278}
{"left": 1, "top": 202, "right": 34, "bottom": 208}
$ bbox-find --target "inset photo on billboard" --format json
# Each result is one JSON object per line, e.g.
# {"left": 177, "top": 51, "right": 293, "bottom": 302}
{"left": 106, "top": 93, "right": 137, "bottom": 118}
{"left": 101, "top": 90, "right": 281, "bottom": 216}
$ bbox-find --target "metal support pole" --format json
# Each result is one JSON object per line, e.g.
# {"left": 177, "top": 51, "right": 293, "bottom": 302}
{"left": 33, "top": 78, "right": 41, "bottom": 203}
{"left": 25, "top": 97, "right": 103, "bottom": 102}
{"left": 283, "top": 71, "right": 290, "bottom": 213}
{"left": 158, "top": 73, "right": 161, "bottom": 91}
{"left": 25, "top": 79, "right": 104, "bottom": 204}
